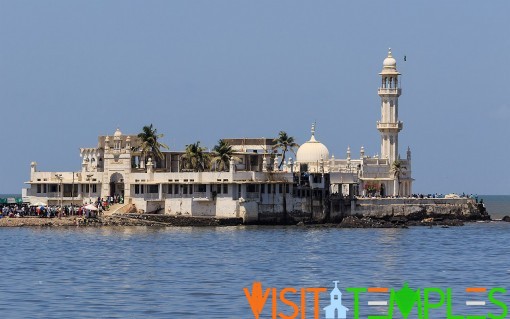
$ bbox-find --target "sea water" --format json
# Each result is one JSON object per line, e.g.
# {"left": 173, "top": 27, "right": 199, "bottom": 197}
{"left": 0, "top": 223, "right": 509, "bottom": 318}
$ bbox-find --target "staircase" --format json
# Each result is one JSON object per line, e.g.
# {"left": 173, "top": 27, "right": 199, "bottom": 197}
{"left": 103, "top": 203, "right": 135, "bottom": 216}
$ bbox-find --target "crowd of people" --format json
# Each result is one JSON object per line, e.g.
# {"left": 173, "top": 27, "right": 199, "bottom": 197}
{"left": 0, "top": 195, "right": 123, "bottom": 219}
{"left": 356, "top": 192, "right": 480, "bottom": 202}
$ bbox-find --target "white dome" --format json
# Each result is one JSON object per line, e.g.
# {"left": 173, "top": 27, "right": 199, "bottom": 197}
{"left": 383, "top": 56, "right": 396, "bottom": 68}
{"left": 114, "top": 128, "right": 122, "bottom": 138}
{"left": 296, "top": 134, "right": 329, "bottom": 163}
{"left": 381, "top": 48, "right": 398, "bottom": 73}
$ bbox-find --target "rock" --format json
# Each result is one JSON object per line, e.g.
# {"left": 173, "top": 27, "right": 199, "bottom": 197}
{"left": 502, "top": 216, "right": 510, "bottom": 222}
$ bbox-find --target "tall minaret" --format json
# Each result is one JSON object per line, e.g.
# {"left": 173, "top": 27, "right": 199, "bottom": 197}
{"left": 377, "top": 48, "right": 403, "bottom": 163}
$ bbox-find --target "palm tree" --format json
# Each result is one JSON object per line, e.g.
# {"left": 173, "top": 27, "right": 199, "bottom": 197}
{"left": 137, "top": 124, "right": 169, "bottom": 165}
{"left": 391, "top": 157, "right": 407, "bottom": 196}
{"left": 211, "top": 139, "right": 238, "bottom": 171}
{"left": 272, "top": 131, "right": 299, "bottom": 169}
{"left": 180, "top": 141, "right": 210, "bottom": 172}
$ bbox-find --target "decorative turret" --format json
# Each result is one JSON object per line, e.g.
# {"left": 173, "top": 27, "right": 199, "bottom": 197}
{"left": 104, "top": 136, "right": 110, "bottom": 151}
{"left": 113, "top": 128, "right": 122, "bottom": 150}
{"left": 377, "top": 48, "right": 403, "bottom": 163}
{"left": 360, "top": 146, "right": 365, "bottom": 159}
{"left": 126, "top": 136, "right": 131, "bottom": 151}
{"left": 229, "top": 156, "right": 236, "bottom": 173}
{"left": 146, "top": 157, "right": 154, "bottom": 180}
{"left": 30, "top": 162, "right": 37, "bottom": 178}
{"left": 407, "top": 146, "right": 412, "bottom": 161}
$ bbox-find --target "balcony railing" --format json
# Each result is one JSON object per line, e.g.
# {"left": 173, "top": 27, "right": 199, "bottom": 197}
{"left": 376, "top": 121, "right": 403, "bottom": 130}
{"left": 378, "top": 88, "right": 401, "bottom": 95}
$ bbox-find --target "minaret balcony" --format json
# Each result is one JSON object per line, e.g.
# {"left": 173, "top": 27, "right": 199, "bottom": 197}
{"left": 378, "top": 88, "right": 401, "bottom": 95}
{"left": 377, "top": 121, "right": 403, "bottom": 131}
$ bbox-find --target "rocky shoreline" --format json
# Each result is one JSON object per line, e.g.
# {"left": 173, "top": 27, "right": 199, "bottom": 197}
{"left": 0, "top": 210, "right": 500, "bottom": 228}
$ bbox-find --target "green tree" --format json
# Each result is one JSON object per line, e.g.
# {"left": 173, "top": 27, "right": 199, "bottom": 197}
{"left": 137, "top": 124, "right": 169, "bottom": 164}
{"left": 391, "top": 157, "right": 407, "bottom": 196}
{"left": 272, "top": 131, "right": 299, "bottom": 169}
{"left": 211, "top": 139, "right": 239, "bottom": 171}
{"left": 181, "top": 141, "right": 210, "bottom": 172}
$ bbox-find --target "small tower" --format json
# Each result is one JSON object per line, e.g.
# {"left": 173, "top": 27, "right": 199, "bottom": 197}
{"left": 113, "top": 128, "right": 122, "bottom": 150}
{"left": 377, "top": 48, "right": 403, "bottom": 163}
{"left": 125, "top": 135, "right": 131, "bottom": 151}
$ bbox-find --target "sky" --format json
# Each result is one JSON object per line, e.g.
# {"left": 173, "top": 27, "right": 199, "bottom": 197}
{"left": 0, "top": 1, "right": 509, "bottom": 195}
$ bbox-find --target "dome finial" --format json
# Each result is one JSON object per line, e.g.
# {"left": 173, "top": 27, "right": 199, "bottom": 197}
{"left": 388, "top": 48, "right": 392, "bottom": 57}
{"left": 311, "top": 122, "right": 316, "bottom": 136}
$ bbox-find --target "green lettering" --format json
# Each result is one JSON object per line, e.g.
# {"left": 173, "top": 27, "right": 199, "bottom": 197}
{"left": 368, "top": 290, "right": 394, "bottom": 319}
{"left": 423, "top": 288, "right": 445, "bottom": 319}
{"left": 488, "top": 288, "right": 507, "bottom": 319}
{"left": 346, "top": 287, "right": 366, "bottom": 319}
{"left": 446, "top": 288, "right": 465, "bottom": 319}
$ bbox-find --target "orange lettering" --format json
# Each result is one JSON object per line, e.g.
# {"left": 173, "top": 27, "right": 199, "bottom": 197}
{"left": 273, "top": 288, "right": 278, "bottom": 319}
{"left": 244, "top": 282, "right": 271, "bottom": 319}
{"left": 279, "top": 288, "right": 299, "bottom": 319}
{"left": 301, "top": 288, "right": 306, "bottom": 319}
{"left": 306, "top": 288, "right": 327, "bottom": 319}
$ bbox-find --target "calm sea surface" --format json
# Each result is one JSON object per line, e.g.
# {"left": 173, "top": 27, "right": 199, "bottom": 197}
{"left": 1, "top": 195, "right": 510, "bottom": 318}
{"left": 0, "top": 223, "right": 509, "bottom": 318}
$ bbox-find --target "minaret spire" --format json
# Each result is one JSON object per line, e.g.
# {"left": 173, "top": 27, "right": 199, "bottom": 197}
{"left": 309, "top": 122, "right": 317, "bottom": 142}
{"left": 377, "top": 48, "right": 403, "bottom": 162}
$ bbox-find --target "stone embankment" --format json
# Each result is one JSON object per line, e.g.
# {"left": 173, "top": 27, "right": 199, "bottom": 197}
{"left": 0, "top": 198, "right": 491, "bottom": 228}
{"left": 0, "top": 215, "right": 243, "bottom": 227}
{"left": 332, "top": 198, "right": 490, "bottom": 228}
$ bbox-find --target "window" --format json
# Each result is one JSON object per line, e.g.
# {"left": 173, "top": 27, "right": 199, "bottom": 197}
{"left": 50, "top": 185, "right": 58, "bottom": 193}
{"left": 197, "top": 184, "right": 207, "bottom": 192}
{"left": 135, "top": 185, "right": 140, "bottom": 194}
{"left": 247, "top": 184, "right": 259, "bottom": 193}
{"left": 223, "top": 184, "right": 228, "bottom": 194}
{"left": 37, "top": 185, "right": 41, "bottom": 193}
{"left": 278, "top": 184, "right": 283, "bottom": 194}
{"left": 216, "top": 184, "right": 222, "bottom": 194}
{"left": 189, "top": 185, "right": 193, "bottom": 194}
{"left": 43, "top": 185, "right": 47, "bottom": 193}
{"left": 174, "top": 185, "right": 179, "bottom": 194}
{"left": 286, "top": 184, "right": 290, "bottom": 194}
{"left": 167, "top": 185, "right": 173, "bottom": 194}
{"left": 92, "top": 184, "right": 97, "bottom": 193}
{"left": 261, "top": 184, "right": 265, "bottom": 193}
{"left": 267, "top": 184, "right": 271, "bottom": 194}
{"left": 148, "top": 185, "right": 158, "bottom": 193}
{"left": 183, "top": 185, "right": 188, "bottom": 195}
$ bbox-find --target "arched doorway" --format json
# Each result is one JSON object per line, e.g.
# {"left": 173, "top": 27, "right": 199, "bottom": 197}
{"left": 109, "top": 172, "right": 125, "bottom": 198}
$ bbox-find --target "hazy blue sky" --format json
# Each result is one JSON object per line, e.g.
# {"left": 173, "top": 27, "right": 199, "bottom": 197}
{"left": 1, "top": 1, "right": 509, "bottom": 195}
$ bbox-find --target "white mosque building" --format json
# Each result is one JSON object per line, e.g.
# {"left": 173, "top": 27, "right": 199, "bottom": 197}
{"left": 23, "top": 49, "right": 413, "bottom": 221}
{"left": 292, "top": 48, "right": 412, "bottom": 197}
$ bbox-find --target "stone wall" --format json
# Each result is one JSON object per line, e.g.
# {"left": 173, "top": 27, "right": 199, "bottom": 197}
{"left": 352, "top": 198, "right": 489, "bottom": 221}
